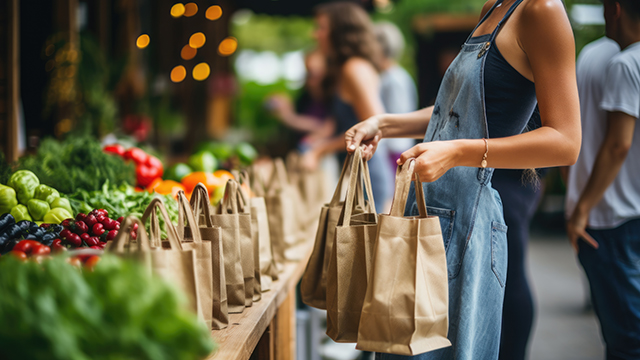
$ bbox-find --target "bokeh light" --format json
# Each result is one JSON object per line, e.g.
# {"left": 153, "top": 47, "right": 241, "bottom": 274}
{"left": 136, "top": 34, "right": 150, "bottom": 49}
{"left": 181, "top": 45, "right": 197, "bottom": 60}
{"left": 218, "top": 37, "right": 238, "bottom": 56}
{"left": 192, "top": 63, "right": 210, "bottom": 81}
{"left": 189, "top": 32, "right": 206, "bottom": 49}
{"left": 205, "top": 5, "right": 223, "bottom": 21}
{"left": 170, "top": 3, "right": 185, "bottom": 17}
{"left": 171, "top": 65, "right": 187, "bottom": 83}
{"left": 45, "top": 44, "right": 55, "bottom": 57}
{"left": 184, "top": 3, "right": 198, "bottom": 17}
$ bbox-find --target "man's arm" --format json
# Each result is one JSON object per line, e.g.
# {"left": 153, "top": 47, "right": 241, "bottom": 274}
{"left": 566, "top": 111, "right": 636, "bottom": 251}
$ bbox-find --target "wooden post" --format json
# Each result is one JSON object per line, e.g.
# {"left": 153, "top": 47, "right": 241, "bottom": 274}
{"left": 3, "top": 0, "right": 20, "bottom": 161}
{"left": 274, "top": 291, "right": 296, "bottom": 360}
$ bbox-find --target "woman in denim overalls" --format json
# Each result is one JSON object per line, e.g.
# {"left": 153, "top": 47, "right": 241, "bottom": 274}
{"left": 346, "top": 0, "right": 581, "bottom": 359}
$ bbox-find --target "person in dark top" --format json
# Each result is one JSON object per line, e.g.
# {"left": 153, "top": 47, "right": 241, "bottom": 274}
{"left": 345, "top": 0, "right": 581, "bottom": 358}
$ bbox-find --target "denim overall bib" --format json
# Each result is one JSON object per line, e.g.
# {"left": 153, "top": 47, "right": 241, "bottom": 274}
{"left": 376, "top": 1, "right": 523, "bottom": 359}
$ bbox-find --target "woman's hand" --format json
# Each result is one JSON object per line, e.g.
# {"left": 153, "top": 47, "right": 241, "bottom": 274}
{"left": 397, "top": 141, "right": 463, "bottom": 182}
{"left": 345, "top": 115, "right": 383, "bottom": 160}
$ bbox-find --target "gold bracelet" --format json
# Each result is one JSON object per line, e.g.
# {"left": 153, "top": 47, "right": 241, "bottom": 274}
{"left": 481, "top": 138, "right": 488, "bottom": 168}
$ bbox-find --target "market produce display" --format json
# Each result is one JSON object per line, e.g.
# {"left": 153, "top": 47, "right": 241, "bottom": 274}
{"left": 1, "top": 170, "right": 73, "bottom": 224}
{"left": 0, "top": 255, "right": 216, "bottom": 360}
{"left": 16, "top": 136, "right": 136, "bottom": 194}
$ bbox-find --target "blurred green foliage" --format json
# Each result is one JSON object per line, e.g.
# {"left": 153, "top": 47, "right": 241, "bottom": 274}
{"left": 232, "top": 13, "right": 314, "bottom": 54}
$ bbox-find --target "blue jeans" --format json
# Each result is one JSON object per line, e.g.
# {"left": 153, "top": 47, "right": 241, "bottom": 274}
{"left": 578, "top": 218, "right": 640, "bottom": 360}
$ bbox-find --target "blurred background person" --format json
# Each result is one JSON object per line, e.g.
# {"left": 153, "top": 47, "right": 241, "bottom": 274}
{"left": 267, "top": 50, "right": 335, "bottom": 154}
{"left": 303, "top": 1, "right": 394, "bottom": 213}
{"left": 374, "top": 21, "right": 418, "bottom": 168}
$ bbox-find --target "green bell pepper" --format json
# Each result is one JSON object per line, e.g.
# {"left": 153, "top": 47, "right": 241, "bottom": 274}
{"left": 188, "top": 151, "right": 217, "bottom": 173}
{"left": 50, "top": 197, "right": 73, "bottom": 214}
{"left": 34, "top": 184, "right": 60, "bottom": 204}
{"left": 10, "top": 204, "right": 32, "bottom": 222}
{"left": 43, "top": 208, "right": 73, "bottom": 224}
{"left": 8, "top": 170, "right": 40, "bottom": 205}
{"left": 27, "top": 199, "right": 50, "bottom": 221}
{"left": 0, "top": 185, "right": 18, "bottom": 215}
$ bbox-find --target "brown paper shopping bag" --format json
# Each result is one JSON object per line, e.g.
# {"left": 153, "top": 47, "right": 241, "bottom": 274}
{"left": 107, "top": 215, "right": 153, "bottom": 269}
{"left": 264, "top": 158, "right": 306, "bottom": 261}
{"left": 234, "top": 171, "right": 262, "bottom": 302}
{"left": 177, "top": 189, "right": 229, "bottom": 330}
{"left": 357, "top": 159, "right": 451, "bottom": 355}
{"left": 141, "top": 198, "right": 201, "bottom": 316}
{"left": 300, "top": 150, "right": 365, "bottom": 309}
{"left": 286, "top": 151, "right": 327, "bottom": 235}
{"left": 190, "top": 184, "right": 229, "bottom": 327}
{"left": 213, "top": 179, "right": 255, "bottom": 309}
{"left": 249, "top": 165, "right": 280, "bottom": 283}
{"left": 326, "top": 147, "right": 378, "bottom": 343}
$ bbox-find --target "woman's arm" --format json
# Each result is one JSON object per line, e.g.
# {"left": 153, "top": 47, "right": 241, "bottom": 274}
{"left": 399, "top": 0, "right": 581, "bottom": 181}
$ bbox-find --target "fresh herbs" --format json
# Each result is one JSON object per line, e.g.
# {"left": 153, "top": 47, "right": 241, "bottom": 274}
{"left": 16, "top": 136, "right": 135, "bottom": 195}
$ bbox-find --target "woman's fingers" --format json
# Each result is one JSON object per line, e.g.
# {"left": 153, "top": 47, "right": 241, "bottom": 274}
{"left": 398, "top": 144, "right": 423, "bottom": 165}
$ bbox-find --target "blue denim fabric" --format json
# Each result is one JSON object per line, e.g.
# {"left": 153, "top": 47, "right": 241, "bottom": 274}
{"left": 578, "top": 218, "right": 640, "bottom": 360}
{"left": 373, "top": 1, "right": 527, "bottom": 359}
{"left": 368, "top": 141, "right": 394, "bottom": 213}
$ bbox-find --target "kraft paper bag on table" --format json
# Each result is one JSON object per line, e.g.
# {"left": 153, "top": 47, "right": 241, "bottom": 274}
{"left": 300, "top": 149, "right": 367, "bottom": 309}
{"left": 250, "top": 165, "right": 280, "bottom": 283}
{"left": 212, "top": 179, "right": 255, "bottom": 309}
{"left": 264, "top": 158, "right": 306, "bottom": 261}
{"left": 190, "top": 184, "right": 230, "bottom": 326}
{"left": 236, "top": 170, "right": 275, "bottom": 294}
{"left": 357, "top": 159, "right": 451, "bottom": 355}
{"left": 326, "top": 147, "right": 378, "bottom": 343}
{"left": 141, "top": 198, "right": 201, "bottom": 317}
{"left": 177, "top": 189, "right": 228, "bottom": 330}
{"left": 286, "top": 151, "right": 327, "bottom": 235}
{"left": 234, "top": 171, "right": 262, "bottom": 302}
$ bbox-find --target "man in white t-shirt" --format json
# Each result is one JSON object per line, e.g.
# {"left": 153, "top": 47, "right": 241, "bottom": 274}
{"left": 565, "top": 1, "right": 640, "bottom": 358}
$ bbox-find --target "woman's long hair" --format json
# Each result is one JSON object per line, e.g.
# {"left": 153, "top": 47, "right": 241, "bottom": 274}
{"left": 314, "top": 2, "right": 382, "bottom": 95}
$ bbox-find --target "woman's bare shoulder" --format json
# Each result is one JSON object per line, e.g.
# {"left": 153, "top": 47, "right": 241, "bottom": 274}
{"left": 480, "top": 0, "right": 497, "bottom": 19}
{"left": 341, "top": 57, "right": 378, "bottom": 80}
{"left": 518, "top": 0, "right": 572, "bottom": 48}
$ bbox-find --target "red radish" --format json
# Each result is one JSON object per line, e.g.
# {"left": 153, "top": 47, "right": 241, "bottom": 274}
{"left": 130, "top": 231, "right": 138, "bottom": 239}
{"left": 67, "top": 234, "right": 82, "bottom": 247}
{"left": 60, "top": 229, "right": 72, "bottom": 240}
{"left": 114, "top": 224, "right": 120, "bottom": 230}
{"left": 92, "top": 223, "right": 105, "bottom": 236}
{"left": 84, "top": 214, "right": 97, "bottom": 228}
{"left": 85, "top": 237, "right": 99, "bottom": 246}
{"left": 116, "top": 216, "right": 124, "bottom": 223}
{"left": 75, "top": 213, "right": 86, "bottom": 222}
{"left": 132, "top": 223, "right": 139, "bottom": 231}
{"left": 96, "top": 214, "right": 107, "bottom": 224}
{"left": 61, "top": 219, "right": 72, "bottom": 227}
{"left": 74, "top": 221, "right": 88, "bottom": 234}
{"left": 106, "top": 230, "right": 118, "bottom": 241}
{"left": 80, "top": 233, "right": 90, "bottom": 242}
{"left": 89, "top": 245, "right": 102, "bottom": 250}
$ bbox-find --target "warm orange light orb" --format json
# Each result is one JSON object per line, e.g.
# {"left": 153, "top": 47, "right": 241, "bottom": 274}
{"left": 170, "top": 3, "right": 185, "bottom": 17}
{"left": 205, "top": 5, "right": 223, "bottom": 21}
{"left": 136, "top": 34, "right": 150, "bottom": 49}
{"left": 218, "top": 37, "right": 238, "bottom": 56}
{"left": 171, "top": 65, "right": 187, "bottom": 82}
{"left": 184, "top": 3, "right": 198, "bottom": 17}
{"left": 181, "top": 45, "right": 197, "bottom": 60}
{"left": 192, "top": 63, "right": 210, "bottom": 81}
{"left": 189, "top": 32, "right": 206, "bottom": 49}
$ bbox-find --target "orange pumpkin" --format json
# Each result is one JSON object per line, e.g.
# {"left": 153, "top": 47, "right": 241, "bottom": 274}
{"left": 154, "top": 180, "right": 186, "bottom": 198}
{"left": 181, "top": 171, "right": 223, "bottom": 194}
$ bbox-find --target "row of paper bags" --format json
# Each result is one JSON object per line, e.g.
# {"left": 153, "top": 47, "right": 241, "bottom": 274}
{"left": 301, "top": 147, "right": 452, "bottom": 356}
{"left": 106, "top": 156, "right": 327, "bottom": 330}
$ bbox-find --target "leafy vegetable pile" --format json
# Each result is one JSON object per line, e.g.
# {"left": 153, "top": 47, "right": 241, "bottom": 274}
{"left": 16, "top": 136, "right": 135, "bottom": 194}
{"left": 0, "top": 255, "right": 216, "bottom": 360}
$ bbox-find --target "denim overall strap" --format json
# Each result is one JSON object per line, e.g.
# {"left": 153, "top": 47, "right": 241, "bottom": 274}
{"left": 380, "top": 1, "right": 526, "bottom": 360}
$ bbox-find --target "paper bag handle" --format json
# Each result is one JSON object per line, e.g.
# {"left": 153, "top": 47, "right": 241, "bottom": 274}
{"left": 108, "top": 216, "right": 152, "bottom": 252}
{"left": 190, "top": 183, "right": 215, "bottom": 227}
{"left": 340, "top": 146, "right": 378, "bottom": 226}
{"left": 217, "top": 179, "right": 245, "bottom": 214}
{"left": 177, "top": 190, "right": 203, "bottom": 244}
{"left": 389, "top": 159, "right": 428, "bottom": 218}
{"left": 141, "top": 197, "right": 183, "bottom": 250}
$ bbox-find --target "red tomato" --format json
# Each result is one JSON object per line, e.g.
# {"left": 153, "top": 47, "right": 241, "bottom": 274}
{"left": 123, "top": 148, "right": 148, "bottom": 165}
{"left": 103, "top": 144, "right": 125, "bottom": 156}
{"left": 13, "top": 240, "right": 42, "bottom": 254}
